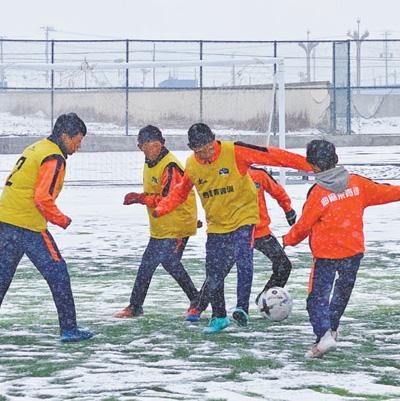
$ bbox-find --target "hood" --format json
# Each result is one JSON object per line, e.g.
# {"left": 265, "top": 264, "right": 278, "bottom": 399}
{"left": 315, "top": 166, "right": 349, "bottom": 193}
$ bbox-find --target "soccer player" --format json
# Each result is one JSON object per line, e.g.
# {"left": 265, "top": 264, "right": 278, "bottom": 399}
{"left": 185, "top": 165, "right": 296, "bottom": 322}
{"left": 113, "top": 125, "right": 199, "bottom": 319}
{"left": 0, "top": 113, "right": 93, "bottom": 343}
{"left": 283, "top": 139, "right": 400, "bottom": 358}
{"left": 153, "top": 123, "right": 312, "bottom": 333}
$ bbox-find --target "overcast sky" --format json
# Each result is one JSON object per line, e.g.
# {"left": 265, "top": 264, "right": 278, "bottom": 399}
{"left": 1, "top": 0, "right": 399, "bottom": 41}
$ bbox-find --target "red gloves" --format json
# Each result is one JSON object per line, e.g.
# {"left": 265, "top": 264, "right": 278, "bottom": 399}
{"left": 123, "top": 192, "right": 146, "bottom": 205}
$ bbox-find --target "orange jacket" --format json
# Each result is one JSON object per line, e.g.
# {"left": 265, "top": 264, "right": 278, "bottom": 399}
{"left": 283, "top": 174, "right": 400, "bottom": 259}
{"left": 249, "top": 166, "right": 292, "bottom": 238}
{"left": 154, "top": 141, "right": 311, "bottom": 217}
{"left": 34, "top": 158, "right": 70, "bottom": 229}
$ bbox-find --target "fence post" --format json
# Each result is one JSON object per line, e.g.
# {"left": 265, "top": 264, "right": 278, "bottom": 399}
{"left": 51, "top": 40, "right": 54, "bottom": 133}
{"left": 273, "top": 40, "right": 277, "bottom": 135}
{"left": 347, "top": 40, "right": 351, "bottom": 134}
{"left": 332, "top": 41, "right": 336, "bottom": 133}
{"left": 200, "top": 40, "right": 203, "bottom": 123}
{"left": 125, "top": 40, "right": 129, "bottom": 136}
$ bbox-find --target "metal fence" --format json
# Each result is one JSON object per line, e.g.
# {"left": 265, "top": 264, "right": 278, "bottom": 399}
{"left": 1, "top": 39, "right": 400, "bottom": 136}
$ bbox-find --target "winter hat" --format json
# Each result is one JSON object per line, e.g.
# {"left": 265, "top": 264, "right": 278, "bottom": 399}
{"left": 306, "top": 139, "right": 338, "bottom": 171}
{"left": 137, "top": 125, "right": 165, "bottom": 146}
{"left": 187, "top": 123, "right": 215, "bottom": 148}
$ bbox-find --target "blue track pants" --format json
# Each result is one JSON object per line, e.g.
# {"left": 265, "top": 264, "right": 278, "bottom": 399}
{"left": 307, "top": 253, "right": 363, "bottom": 340}
{"left": 0, "top": 222, "right": 77, "bottom": 331}
{"left": 204, "top": 225, "right": 254, "bottom": 318}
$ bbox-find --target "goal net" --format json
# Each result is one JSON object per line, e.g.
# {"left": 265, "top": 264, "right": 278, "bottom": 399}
{"left": 0, "top": 57, "right": 286, "bottom": 185}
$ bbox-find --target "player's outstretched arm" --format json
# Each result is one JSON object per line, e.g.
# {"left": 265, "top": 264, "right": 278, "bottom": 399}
{"left": 234, "top": 142, "right": 313, "bottom": 175}
{"left": 361, "top": 176, "right": 400, "bottom": 207}
{"left": 153, "top": 169, "right": 194, "bottom": 218}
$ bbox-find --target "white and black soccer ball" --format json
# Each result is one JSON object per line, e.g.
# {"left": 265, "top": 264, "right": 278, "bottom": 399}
{"left": 257, "top": 287, "right": 293, "bottom": 322}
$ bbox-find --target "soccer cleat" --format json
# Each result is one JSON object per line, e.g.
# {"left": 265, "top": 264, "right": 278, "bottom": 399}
{"left": 60, "top": 326, "right": 93, "bottom": 343}
{"left": 304, "top": 342, "right": 323, "bottom": 359}
{"left": 184, "top": 308, "right": 201, "bottom": 322}
{"left": 112, "top": 305, "right": 143, "bottom": 318}
{"left": 232, "top": 307, "right": 249, "bottom": 326}
{"left": 305, "top": 330, "right": 337, "bottom": 359}
{"left": 203, "top": 317, "right": 230, "bottom": 334}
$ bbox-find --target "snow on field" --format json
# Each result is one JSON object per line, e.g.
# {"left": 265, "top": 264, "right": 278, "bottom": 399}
{"left": 0, "top": 148, "right": 399, "bottom": 401}
{"left": 3, "top": 111, "right": 400, "bottom": 137}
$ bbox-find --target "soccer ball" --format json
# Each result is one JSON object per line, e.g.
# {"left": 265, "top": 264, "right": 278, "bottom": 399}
{"left": 257, "top": 287, "right": 293, "bottom": 322}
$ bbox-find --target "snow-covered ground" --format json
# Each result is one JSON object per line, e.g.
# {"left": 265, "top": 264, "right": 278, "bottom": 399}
{"left": 0, "top": 148, "right": 399, "bottom": 401}
{"left": 2, "top": 111, "right": 400, "bottom": 137}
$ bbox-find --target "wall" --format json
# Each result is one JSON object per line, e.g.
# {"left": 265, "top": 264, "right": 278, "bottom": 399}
{"left": 0, "top": 85, "right": 331, "bottom": 131}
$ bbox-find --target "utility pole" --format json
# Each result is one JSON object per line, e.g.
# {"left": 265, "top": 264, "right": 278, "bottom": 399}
{"left": 40, "top": 26, "right": 55, "bottom": 85}
{"left": 298, "top": 30, "right": 318, "bottom": 82}
{"left": 347, "top": 19, "right": 369, "bottom": 87}
{"left": 380, "top": 31, "right": 392, "bottom": 86}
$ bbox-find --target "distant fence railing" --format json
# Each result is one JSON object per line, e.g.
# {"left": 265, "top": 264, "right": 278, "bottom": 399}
{"left": 1, "top": 39, "right": 400, "bottom": 136}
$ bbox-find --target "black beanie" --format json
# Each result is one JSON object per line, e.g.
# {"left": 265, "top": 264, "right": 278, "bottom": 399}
{"left": 306, "top": 139, "right": 338, "bottom": 171}
{"left": 187, "top": 123, "right": 215, "bottom": 148}
{"left": 137, "top": 125, "right": 165, "bottom": 146}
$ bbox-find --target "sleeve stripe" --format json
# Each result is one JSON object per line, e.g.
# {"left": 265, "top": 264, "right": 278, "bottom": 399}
{"left": 162, "top": 162, "right": 184, "bottom": 197}
{"left": 352, "top": 173, "right": 393, "bottom": 187}
{"left": 49, "top": 158, "right": 64, "bottom": 196}
{"left": 40, "top": 155, "right": 65, "bottom": 196}
{"left": 41, "top": 154, "right": 65, "bottom": 166}
{"left": 250, "top": 165, "right": 278, "bottom": 184}
{"left": 306, "top": 184, "right": 317, "bottom": 198}
{"left": 234, "top": 141, "right": 269, "bottom": 153}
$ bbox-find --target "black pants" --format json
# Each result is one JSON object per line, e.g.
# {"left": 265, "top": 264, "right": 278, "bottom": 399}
{"left": 253, "top": 234, "right": 292, "bottom": 296}
{"left": 129, "top": 237, "right": 199, "bottom": 308}
{"left": 196, "top": 234, "right": 291, "bottom": 314}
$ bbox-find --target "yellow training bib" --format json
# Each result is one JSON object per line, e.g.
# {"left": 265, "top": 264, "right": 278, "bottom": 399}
{"left": 0, "top": 138, "right": 65, "bottom": 232}
{"left": 186, "top": 141, "right": 259, "bottom": 233}
{"left": 144, "top": 151, "right": 197, "bottom": 239}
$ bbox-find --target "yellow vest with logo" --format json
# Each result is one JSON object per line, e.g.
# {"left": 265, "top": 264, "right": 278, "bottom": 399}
{"left": 186, "top": 141, "right": 259, "bottom": 234}
{"left": 0, "top": 138, "right": 65, "bottom": 232}
{"left": 144, "top": 151, "right": 197, "bottom": 239}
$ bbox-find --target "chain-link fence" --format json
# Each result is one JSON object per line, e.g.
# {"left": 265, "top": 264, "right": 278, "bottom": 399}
{"left": 1, "top": 39, "right": 400, "bottom": 136}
